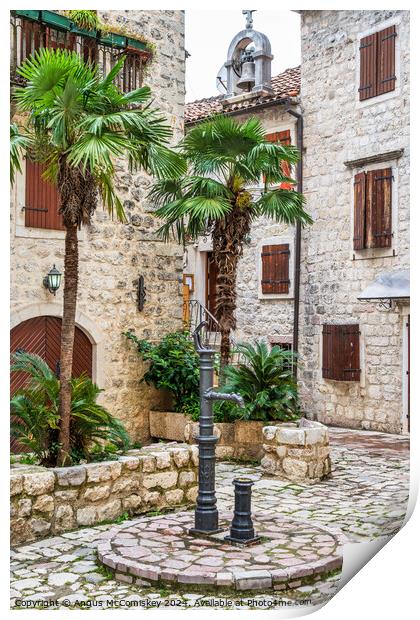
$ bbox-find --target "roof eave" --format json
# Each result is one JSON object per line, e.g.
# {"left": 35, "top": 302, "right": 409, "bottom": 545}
{"left": 185, "top": 95, "right": 300, "bottom": 127}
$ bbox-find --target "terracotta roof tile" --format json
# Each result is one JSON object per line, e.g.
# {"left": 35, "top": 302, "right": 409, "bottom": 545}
{"left": 185, "top": 66, "right": 301, "bottom": 124}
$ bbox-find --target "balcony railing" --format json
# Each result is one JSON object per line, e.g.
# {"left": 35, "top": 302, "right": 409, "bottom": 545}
{"left": 10, "top": 10, "right": 151, "bottom": 92}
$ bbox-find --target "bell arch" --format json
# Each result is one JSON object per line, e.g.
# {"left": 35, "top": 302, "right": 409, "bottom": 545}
{"left": 225, "top": 28, "right": 274, "bottom": 99}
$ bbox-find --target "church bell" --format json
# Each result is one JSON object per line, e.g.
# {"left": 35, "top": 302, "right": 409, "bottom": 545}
{"left": 236, "top": 49, "right": 256, "bottom": 91}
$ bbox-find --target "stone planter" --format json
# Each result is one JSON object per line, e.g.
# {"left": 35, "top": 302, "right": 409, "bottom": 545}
{"left": 184, "top": 420, "right": 292, "bottom": 460}
{"left": 261, "top": 419, "right": 331, "bottom": 484}
{"left": 10, "top": 443, "right": 198, "bottom": 545}
{"left": 149, "top": 410, "right": 192, "bottom": 442}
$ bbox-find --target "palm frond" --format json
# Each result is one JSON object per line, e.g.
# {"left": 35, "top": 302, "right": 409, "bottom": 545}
{"left": 254, "top": 189, "right": 312, "bottom": 226}
{"left": 10, "top": 124, "right": 31, "bottom": 184}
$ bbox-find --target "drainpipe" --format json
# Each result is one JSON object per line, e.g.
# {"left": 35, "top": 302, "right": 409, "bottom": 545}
{"left": 286, "top": 106, "right": 303, "bottom": 378}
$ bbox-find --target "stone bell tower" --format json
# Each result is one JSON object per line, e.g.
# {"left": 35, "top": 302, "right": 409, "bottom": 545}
{"left": 223, "top": 9, "right": 274, "bottom": 102}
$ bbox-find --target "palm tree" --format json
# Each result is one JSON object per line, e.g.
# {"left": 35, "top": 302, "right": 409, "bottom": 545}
{"left": 151, "top": 115, "right": 312, "bottom": 366}
{"left": 11, "top": 48, "right": 185, "bottom": 465}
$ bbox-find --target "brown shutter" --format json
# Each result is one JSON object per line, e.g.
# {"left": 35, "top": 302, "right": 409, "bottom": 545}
{"left": 353, "top": 172, "right": 366, "bottom": 250}
{"left": 340, "top": 325, "right": 361, "bottom": 382}
{"left": 261, "top": 244, "right": 290, "bottom": 294}
{"left": 25, "top": 160, "right": 64, "bottom": 230}
{"left": 265, "top": 131, "right": 292, "bottom": 189}
{"left": 322, "top": 324, "right": 360, "bottom": 381}
{"left": 359, "top": 33, "right": 377, "bottom": 100}
{"left": 366, "top": 168, "right": 392, "bottom": 248}
{"left": 377, "top": 25, "right": 397, "bottom": 96}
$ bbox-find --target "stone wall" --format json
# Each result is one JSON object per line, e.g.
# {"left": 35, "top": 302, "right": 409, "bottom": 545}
{"left": 10, "top": 444, "right": 198, "bottom": 545}
{"left": 261, "top": 420, "right": 331, "bottom": 483}
{"left": 299, "top": 10, "right": 410, "bottom": 433}
{"left": 10, "top": 11, "right": 186, "bottom": 443}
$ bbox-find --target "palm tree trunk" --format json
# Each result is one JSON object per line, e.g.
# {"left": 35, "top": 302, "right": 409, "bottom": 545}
{"left": 213, "top": 204, "right": 251, "bottom": 370}
{"left": 57, "top": 224, "right": 78, "bottom": 466}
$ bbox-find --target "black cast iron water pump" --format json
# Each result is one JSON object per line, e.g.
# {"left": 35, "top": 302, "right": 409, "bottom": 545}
{"left": 189, "top": 322, "right": 245, "bottom": 535}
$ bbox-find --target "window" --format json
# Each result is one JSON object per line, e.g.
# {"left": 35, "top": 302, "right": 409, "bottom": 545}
{"left": 322, "top": 324, "right": 361, "bottom": 382}
{"left": 353, "top": 168, "right": 393, "bottom": 250}
{"left": 24, "top": 160, "right": 64, "bottom": 230}
{"left": 359, "top": 25, "right": 397, "bottom": 101}
{"left": 265, "top": 130, "right": 293, "bottom": 189}
{"left": 261, "top": 244, "right": 290, "bottom": 294}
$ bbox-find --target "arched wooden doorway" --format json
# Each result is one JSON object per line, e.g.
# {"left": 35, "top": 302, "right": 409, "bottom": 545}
{"left": 10, "top": 316, "right": 93, "bottom": 452}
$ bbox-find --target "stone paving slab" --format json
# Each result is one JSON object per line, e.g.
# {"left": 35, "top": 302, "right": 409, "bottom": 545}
{"left": 97, "top": 511, "right": 345, "bottom": 591}
{"left": 10, "top": 430, "right": 410, "bottom": 610}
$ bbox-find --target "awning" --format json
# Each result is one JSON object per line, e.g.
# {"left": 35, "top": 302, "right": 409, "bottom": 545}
{"left": 357, "top": 269, "right": 410, "bottom": 302}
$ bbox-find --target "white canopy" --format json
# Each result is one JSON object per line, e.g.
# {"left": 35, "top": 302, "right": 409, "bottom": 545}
{"left": 358, "top": 269, "right": 410, "bottom": 301}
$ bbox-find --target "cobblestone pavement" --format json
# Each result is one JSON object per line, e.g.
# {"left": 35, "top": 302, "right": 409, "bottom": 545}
{"left": 10, "top": 428, "right": 409, "bottom": 611}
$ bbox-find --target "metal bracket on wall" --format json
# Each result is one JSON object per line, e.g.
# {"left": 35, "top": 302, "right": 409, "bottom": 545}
{"left": 137, "top": 276, "right": 146, "bottom": 312}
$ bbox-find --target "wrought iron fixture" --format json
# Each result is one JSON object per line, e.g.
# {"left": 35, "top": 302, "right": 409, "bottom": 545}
{"left": 189, "top": 321, "right": 245, "bottom": 535}
{"left": 225, "top": 478, "right": 260, "bottom": 545}
{"left": 137, "top": 275, "right": 146, "bottom": 311}
{"left": 43, "top": 264, "right": 62, "bottom": 295}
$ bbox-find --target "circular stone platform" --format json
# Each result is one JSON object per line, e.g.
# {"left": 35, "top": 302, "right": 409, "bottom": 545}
{"left": 97, "top": 511, "right": 346, "bottom": 592}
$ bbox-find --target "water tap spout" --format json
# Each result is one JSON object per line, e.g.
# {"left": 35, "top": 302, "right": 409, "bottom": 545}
{"left": 204, "top": 389, "right": 245, "bottom": 409}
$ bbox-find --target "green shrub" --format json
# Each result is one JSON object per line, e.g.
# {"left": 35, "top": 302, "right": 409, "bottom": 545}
{"left": 66, "top": 10, "right": 100, "bottom": 31}
{"left": 219, "top": 341, "right": 300, "bottom": 422}
{"left": 124, "top": 330, "right": 200, "bottom": 413}
{"left": 10, "top": 351, "right": 129, "bottom": 466}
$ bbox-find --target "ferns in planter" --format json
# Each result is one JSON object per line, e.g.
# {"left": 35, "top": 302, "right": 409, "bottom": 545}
{"left": 220, "top": 341, "right": 300, "bottom": 422}
{"left": 10, "top": 351, "right": 129, "bottom": 465}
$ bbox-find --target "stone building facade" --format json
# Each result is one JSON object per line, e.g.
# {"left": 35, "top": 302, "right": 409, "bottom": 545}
{"left": 299, "top": 10, "right": 410, "bottom": 434}
{"left": 185, "top": 10, "right": 410, "bottom": 434}
{"left": 10, "top": 11, "right": 185, "bottom": 442}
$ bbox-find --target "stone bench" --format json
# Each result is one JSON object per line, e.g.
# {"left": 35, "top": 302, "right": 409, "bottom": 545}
{"left": 261, "top": 420, "right": 331, "bottom": 483}
{"left": 10, "top": 443, "right": 198, "bottom": 545}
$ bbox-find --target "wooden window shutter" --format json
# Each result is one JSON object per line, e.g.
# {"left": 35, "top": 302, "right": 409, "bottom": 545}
{"left": 261, "top": 244, "right": 290, "bottom": 294}
{"left": 377, "top": 25, "right": 397, "bottom": 96}
{"left": 322, "top": 324, "right": 360, "bottom": 381}
{"left": 340, "top": 324, "right": 361, "bottom": 382}
{"left": 353, "top": 172, "right": 366, "bottom": 250}
{"left": 25, "top": 160, "right": 64, "bottom": 230}
{"left": 359, "top": 33, "right": 377, "bottom": 100}
{"left": 366, "top": 168, "right": 392, "bottom": 248}
{"left": 265, "top": 130, "right": 292, "bottom": 189}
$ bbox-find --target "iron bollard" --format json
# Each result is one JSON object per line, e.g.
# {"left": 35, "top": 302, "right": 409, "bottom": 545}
{"left": 189, "top": 322, "right": 244, "bottom": 535}
{"left": 225, "top": 478, "right": 260, "bottom": 545}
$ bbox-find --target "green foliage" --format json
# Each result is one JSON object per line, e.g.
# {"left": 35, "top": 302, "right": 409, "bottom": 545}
{"left": 11, "top": 48, "right": 186, "bottom": 221}
{"left": 124, "top": 330, "right": 199, "bottom": 413}
{"left": 152, "top": 114, "right": 312, "bottom": 243}
{"left": 10, "top": 351, "right": 130, "bottom": 465}
{"left": 10, "top": 124, "right": 32, "bottom": 184}
{"left": 66, "top": 10, "right": 100, "bottom": 31}
{"left": 220, "top": 341, "right": 300, "bottom": 422}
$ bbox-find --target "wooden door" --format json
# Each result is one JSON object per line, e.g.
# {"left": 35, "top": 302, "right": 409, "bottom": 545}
{"left": 10, "top": 317, "right": 93, "bottom": 452}
{"left": 206, "top": 252, "right": 218, "bottom": 318}
{"left": 407, "top": 314, "right": 410, "bottom": 432}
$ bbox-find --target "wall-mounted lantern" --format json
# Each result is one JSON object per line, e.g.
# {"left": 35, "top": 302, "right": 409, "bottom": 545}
{"left": 137, "top": 275, "right": 146, "bottom": 311}
{"left": 43, "top": 264, "right": 62, "bottom": 295}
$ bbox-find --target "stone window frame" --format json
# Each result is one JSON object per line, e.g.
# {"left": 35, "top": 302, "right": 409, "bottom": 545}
{"left": 14, "top": 164, "right": 86, "bottom": 241}
{"left": 349, "top": 157, "right": 399, "bottom": 262}
{"left": 355, "top": 16, "right": 402, "bottom": 110}
{"left": 318, "top": 323, "right": 366, "bottom": 388}
{"left": 257, "top": 234, "right": 295, "bottom": 301}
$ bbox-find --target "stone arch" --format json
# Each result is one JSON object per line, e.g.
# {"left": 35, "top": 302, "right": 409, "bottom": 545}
{"left": 225, "top": 28, "right": 274, "bottom": 98}
{"left": 11, "top": 302, "right": 105, "bottom": 387}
